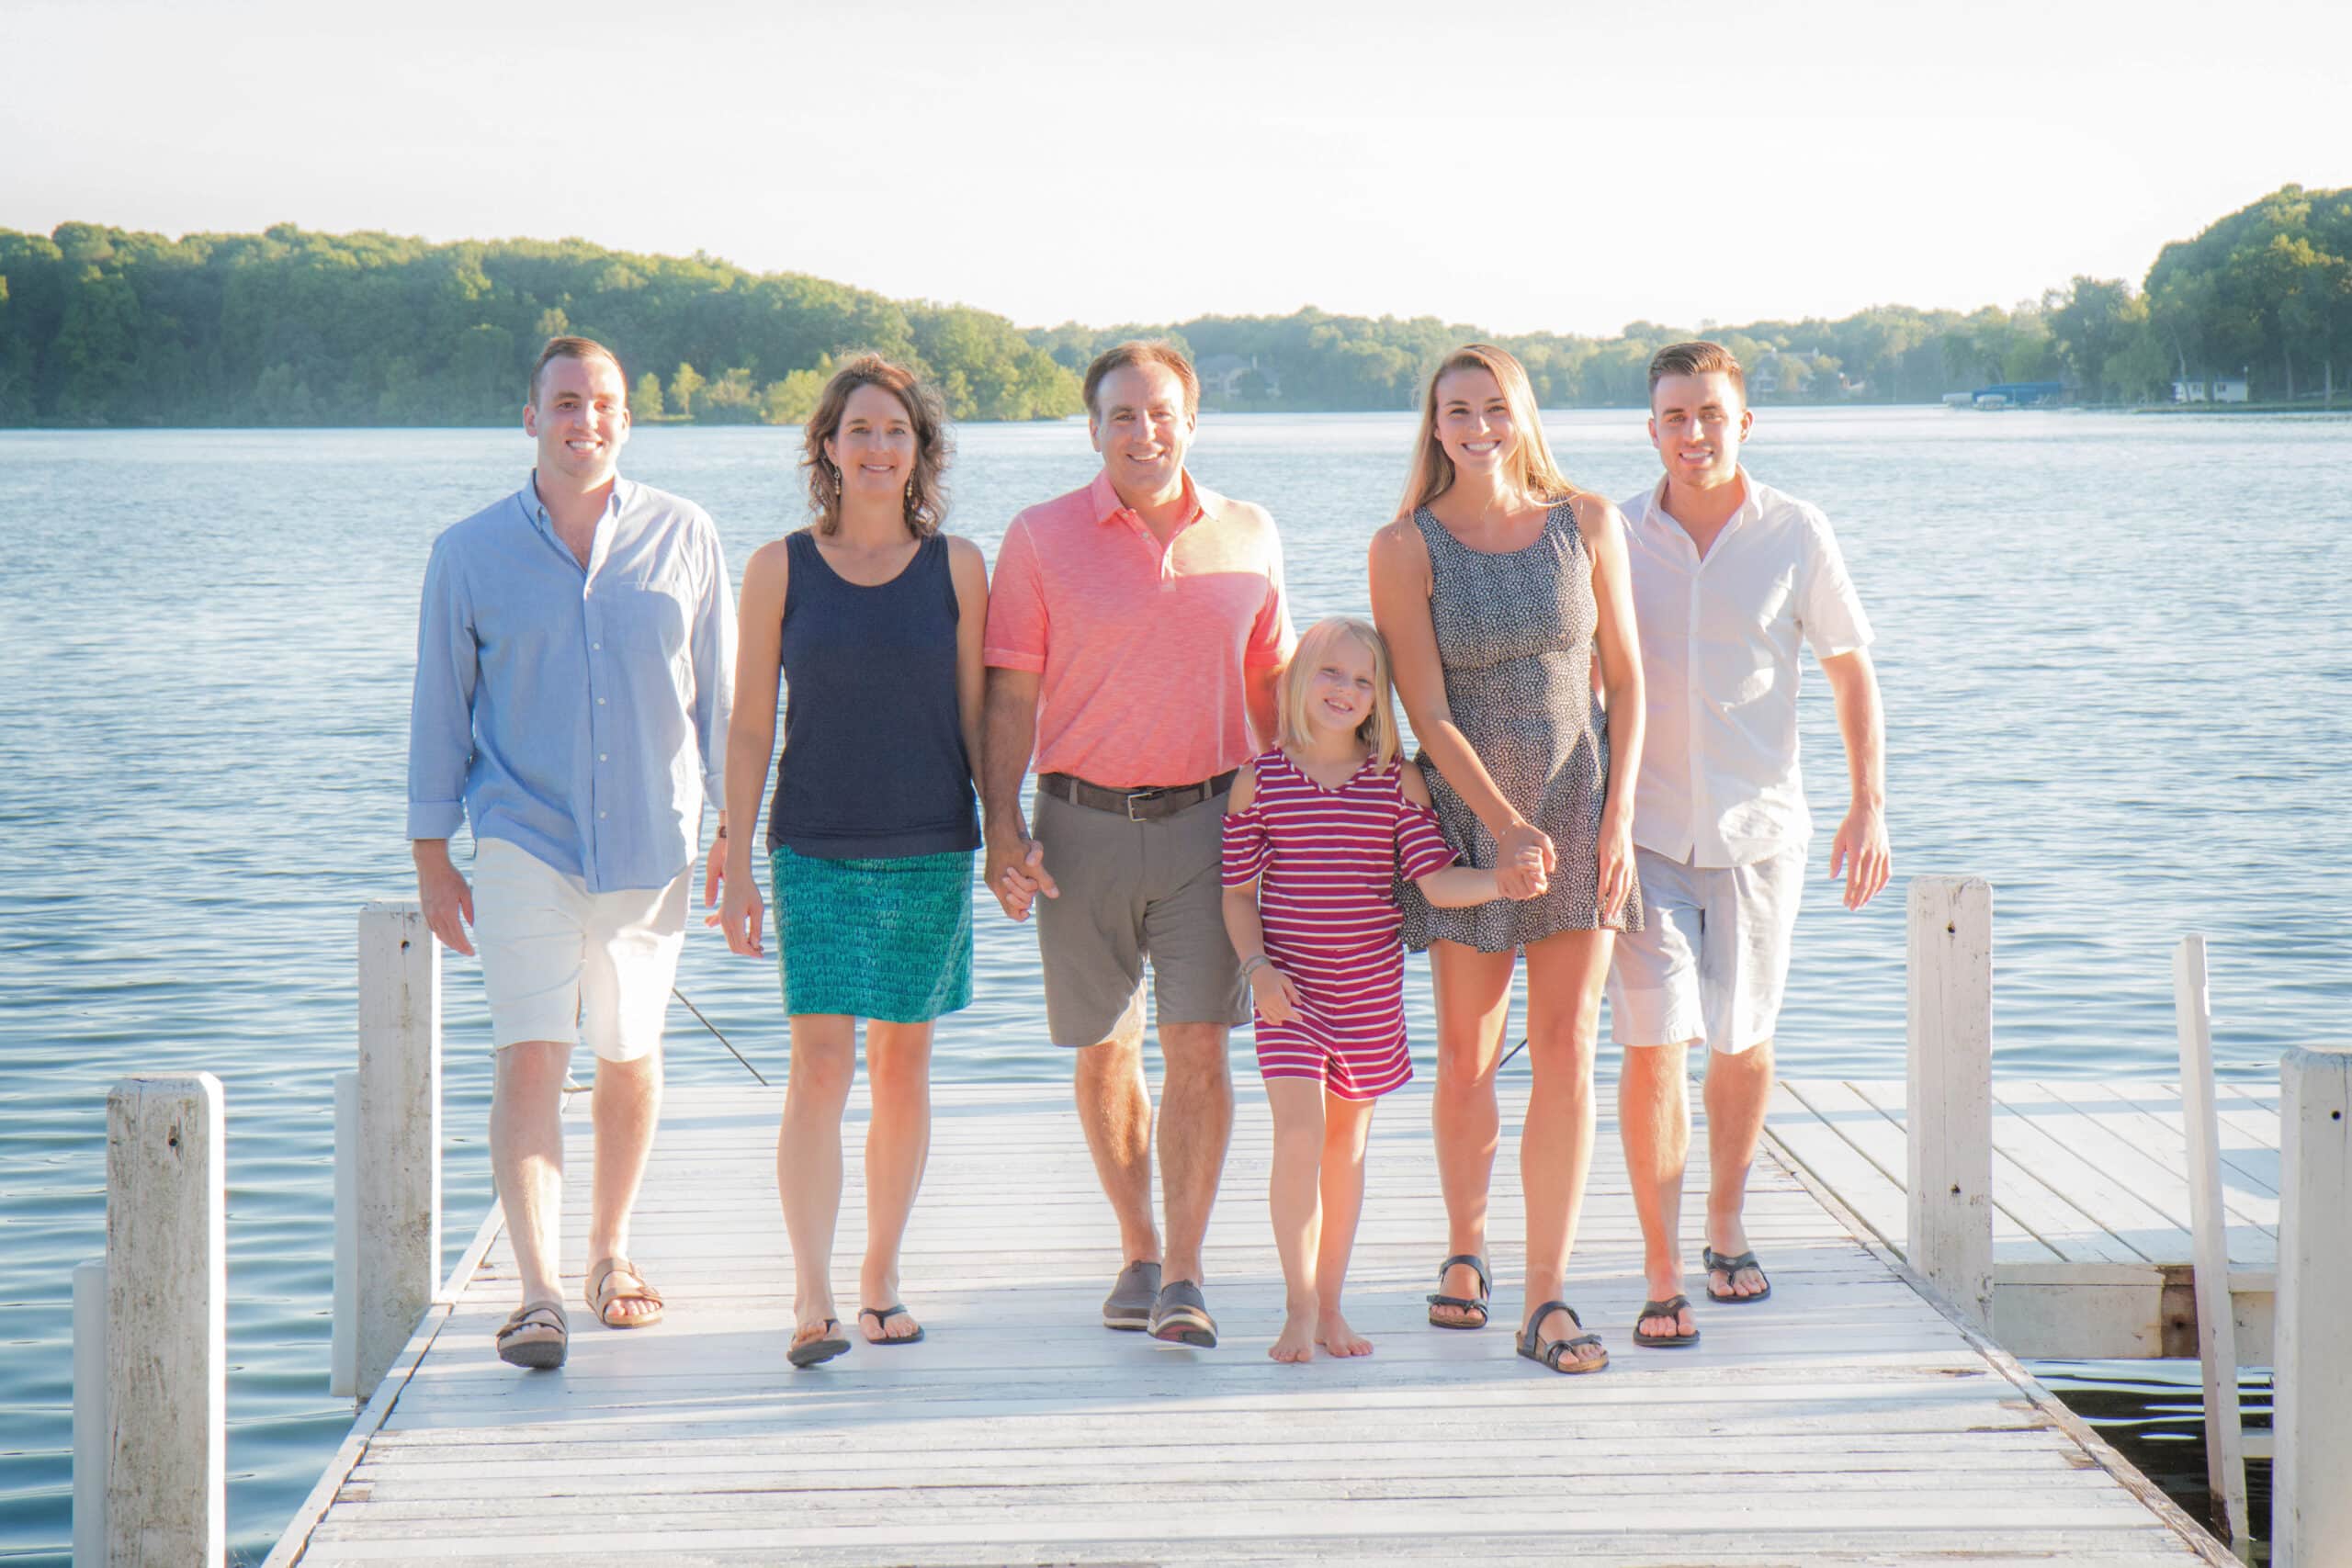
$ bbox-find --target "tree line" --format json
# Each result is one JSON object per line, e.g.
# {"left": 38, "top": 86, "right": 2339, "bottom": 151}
{"left": 1, "top": 186, "right": 2343, "bottom": 428}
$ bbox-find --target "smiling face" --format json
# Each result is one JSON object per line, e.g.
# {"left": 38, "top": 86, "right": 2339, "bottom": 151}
{"left": 821, "top": 383, "right": 918, "bottom": 503}
{"left": 1303, "top": 630, "right": 1380, "bottom": 739}
{"left": 1088, "top": 363, "right": 1194, "bottom": 502}
{"left": 1649, "top": 369, "right": 1750, "bottom": 491}
{"left": 525, "top": 351, "right": 630, "bottom": 488}
{"left": 1433, "top": 365, "right": 1517, "bottom": 481}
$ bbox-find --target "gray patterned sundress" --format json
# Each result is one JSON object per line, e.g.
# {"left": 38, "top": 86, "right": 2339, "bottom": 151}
{"left": 1396, "top": 498, "right": 1642, "bottom": 952}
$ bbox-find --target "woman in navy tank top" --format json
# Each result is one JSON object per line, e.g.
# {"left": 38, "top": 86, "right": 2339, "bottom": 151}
{"left": 715, "top": 356, "right": 988, "bottom": 1369}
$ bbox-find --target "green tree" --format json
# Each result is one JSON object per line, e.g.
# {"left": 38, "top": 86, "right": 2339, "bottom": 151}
{"left": 762, "top": 368, "right": 823, "bottom": 424}
{"left": 669, "top": 361, "right": 705, "bottom": 420}
{"left": 631, "top": 370, "right": 664, "bottom": 422}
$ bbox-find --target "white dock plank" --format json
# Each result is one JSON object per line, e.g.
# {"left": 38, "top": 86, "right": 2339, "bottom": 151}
{"left": 274, "top": 1080, "right": 2224, "bottom": 1566}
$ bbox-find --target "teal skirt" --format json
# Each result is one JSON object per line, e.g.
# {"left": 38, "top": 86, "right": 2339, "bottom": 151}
{"left": 769, "top": 845, "right": 974, "bottom": 1022}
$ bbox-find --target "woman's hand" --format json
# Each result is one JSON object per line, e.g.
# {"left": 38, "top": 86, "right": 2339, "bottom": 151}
{"left": 1496, "top": 820, "right": 1555, "bottom": 900}
{"left": 1597, "top": 809, "right": 1634, "bottom": 922}
{"left": 1250, "top": 963, "right": 1304, "bottom": 1027}
{"left": 707, "top": 869, "right": 765, "bottom": 957}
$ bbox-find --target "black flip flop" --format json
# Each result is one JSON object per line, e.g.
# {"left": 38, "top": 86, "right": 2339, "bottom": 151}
{"left": 859, "top": 1303, "right": 925, "bottom": 1346}
{"left": 787, "top": 1318, "right": 852, "bottom": 1368}
{"left": 1632, "top": 1292, "right": 1701, "bottom": 1348}
{"left": 1702, "top": 1247, "right": 1772, "bottom": 1304}
{"left": 1425, "top": 1253, "right": 1491, "bottom": 1330}
{"left": 1516, "top": 1299, "right": 1608, "bottom": 1374}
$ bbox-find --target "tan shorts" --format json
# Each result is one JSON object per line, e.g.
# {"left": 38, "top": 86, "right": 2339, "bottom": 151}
{"left": 471, "top": 837, "right": 689, "bottom": 1062}
{"left": 1032, "top": 787, "right": 1247, "bottom": 1048}
{"left": 1607, "top": 844, "right": 1805, "bottom": 1055}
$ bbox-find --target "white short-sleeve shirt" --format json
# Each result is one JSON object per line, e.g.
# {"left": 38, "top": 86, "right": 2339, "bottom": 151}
{"left": 1618, "top": 472, "right": 1872, "bottom": 868}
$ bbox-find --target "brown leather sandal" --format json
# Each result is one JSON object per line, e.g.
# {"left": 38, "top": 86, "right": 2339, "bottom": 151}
{"left": 585, "top": 1256, "right": 665, "bottom": 1328}
{"left": 495, "top": 1300, "right": 568, "bottom": 1369}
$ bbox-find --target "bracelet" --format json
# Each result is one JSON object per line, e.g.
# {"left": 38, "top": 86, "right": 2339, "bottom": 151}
{"left": 1238, "top": 954, "right": 1272, "bottom": 982}
{"left": 714, "top": 827, "right": 727, "bottom": 838}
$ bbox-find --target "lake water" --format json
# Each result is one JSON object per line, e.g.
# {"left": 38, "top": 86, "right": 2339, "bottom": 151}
{"left": 1, "top": 408, "right": 2345, "bottom": 1562}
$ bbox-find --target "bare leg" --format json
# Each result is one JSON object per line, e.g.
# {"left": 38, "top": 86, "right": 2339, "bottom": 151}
{"left": 1315, "top": 1091, "right": 1378, "bottom": 1358}
{"left": 491, "top": 1040, "right": 571, "bottom": 1312}
{"left": 1157, "top": 1022, "right": 1235, "bottom": 1286}
{"left": 859, "top": 1020, "right": 934, "bottom": 1338}
{"left": 1264, "top": 1076, "right": 1324, "bottom": 1363}
{"left": 583, "top": 1050, "right": 663, "bottom": 1323}
{"left": 1620, "top": 1039, "right": 1699, "bottom": 1340}
{"left": 778, "top": 1014, "right": 854, "bottom": 1353}
{"left": 1428, "top": 942, "right": 1516, "bottom": 1324}
{"left": 1519, "top": 930, "right": 1611, "bottom": 1367}
{"left": 1704, "top": 1038, "right": 1776, "bottom": 1300}
{"left": 1073, "top": 1027, "right": 1161, "bottom": 1269}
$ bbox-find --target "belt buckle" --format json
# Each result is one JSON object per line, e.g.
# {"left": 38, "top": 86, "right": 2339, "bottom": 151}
{"left": 1125, "top": 785, "right": 1167, "bottom": 822}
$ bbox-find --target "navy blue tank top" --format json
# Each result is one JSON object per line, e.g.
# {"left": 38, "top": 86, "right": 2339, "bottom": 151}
{"left": 766, "top": 530, "right": 979, "bottom": 858}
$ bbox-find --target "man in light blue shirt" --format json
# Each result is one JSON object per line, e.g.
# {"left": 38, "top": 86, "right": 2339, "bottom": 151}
{"left": 408, "top": 335, "right": 735, "bottom": 1369}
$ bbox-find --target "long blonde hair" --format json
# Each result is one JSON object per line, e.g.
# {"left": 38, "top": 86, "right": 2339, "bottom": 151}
{"left": 1394, "top": 344, "right": 1576, "bottom": 521}
{"left": 1281, "top": 617, "right": 1400, "bottom": 766}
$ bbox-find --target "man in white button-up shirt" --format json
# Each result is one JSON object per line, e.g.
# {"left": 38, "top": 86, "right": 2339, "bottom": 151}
{"left": 1607, "top": 342, "right": 1890, "bottom": 1349}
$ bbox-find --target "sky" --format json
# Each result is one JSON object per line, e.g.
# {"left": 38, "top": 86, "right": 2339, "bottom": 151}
{"left": 8, "top": 0, "right": 2350, "bottom": 338}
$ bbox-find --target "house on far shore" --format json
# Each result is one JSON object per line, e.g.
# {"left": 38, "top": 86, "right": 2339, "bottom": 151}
{"left": 2172, "top": 375, "right": 2250, "bottom": 404}
{"left": 1199, "top": 354, "right": 1282, "bottom": 403}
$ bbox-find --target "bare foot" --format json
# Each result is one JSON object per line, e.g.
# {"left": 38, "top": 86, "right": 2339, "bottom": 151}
{"left": 1269, "top": 1308, "right": 1317, "bottom": 1363}
{"left": 1316, "top": 1312, "right": 1373, "bottom": 1358}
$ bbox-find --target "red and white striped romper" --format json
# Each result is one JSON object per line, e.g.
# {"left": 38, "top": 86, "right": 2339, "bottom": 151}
{"left": 1221, "top": 747, "right": 1461, "bottom": 1099}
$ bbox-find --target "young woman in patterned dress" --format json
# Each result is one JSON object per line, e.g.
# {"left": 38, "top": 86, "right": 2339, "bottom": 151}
{"left": 1221, "top": 617, "right": 1520, "bottom": 1363}
{"left": 715, "top": 356, "right": 990, "bottom": 1368}
{"left": 1367, "top": 344, "right": 1645, "bottom": 1375}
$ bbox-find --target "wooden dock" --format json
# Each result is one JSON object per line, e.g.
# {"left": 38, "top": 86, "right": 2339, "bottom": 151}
{"left": 1770, "top": 1077, "right": 2280, "bottom": 1360}
{"left": 266, "top": 1078, "right": 2230, "bottom": 1565}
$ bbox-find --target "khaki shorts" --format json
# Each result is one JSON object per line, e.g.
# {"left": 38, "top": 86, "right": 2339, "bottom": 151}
{"left": 1033, "top": 787, "right": 1247, "bottom": 1048}
{"left": 1607, "top": 843, "right": 1805, "bottom": 1056}
{"left": 471, "top": 837, "right": 689, "bottom": 1062}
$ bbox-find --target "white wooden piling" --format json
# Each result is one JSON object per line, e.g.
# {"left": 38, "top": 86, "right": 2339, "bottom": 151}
{"left": 105, "top": 1072, "right": 225, "bottom": 1567}
{"left": 2174, "top": 935, "right": 2252, "bottom": 1560}
{"left": 2274, "top": 1046, "right": 2352, "bottom": 1568}
{"left": 328, "top": 1068, "right": 359, "bottom": 1400}
{"left": 1905, "top": 875, "right": 1994, "bottom": 1335}
{"left": 70, "top": 1259, "right": 106, "bottom": 1567}
{"left": 354, "top": 901, "right": 442, "bottom": 1401}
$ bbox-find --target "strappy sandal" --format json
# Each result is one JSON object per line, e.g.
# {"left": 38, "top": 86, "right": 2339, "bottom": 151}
{"left": 495, "top": 1299, "right": 568, "bottom": 1370}
{"left": 1632, "top": 1292, "right": 1701, "bottom": 1348}
{"left": 787, "top": 1318, "right": 852, "bottom": 1369}
{"left": 1425, "top": 1253, "right": 1491, "bottom": 1330}
{"left": 585, "top": 1256, "right": 664, "bottom": 1328}
{"left": 859, "top": 1303, "right": 925, "bottom": 1346}
{"left": 1517, "top": 1300, "right": 1609, "bottom": 1374}
{"left": 1702, "top": 1247, "right": 1772, "bottom": 1304}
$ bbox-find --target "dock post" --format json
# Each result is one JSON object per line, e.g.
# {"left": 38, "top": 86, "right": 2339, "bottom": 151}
{"left": 1905, "top": 875, "right": 1993, "bottom": 1335}
{"left": 355, "top": 901, "right": 442, "bottom": 1401}
{"left": 328, "top": 1068, "right": 359, "bottom": 1400}
{"left": 2175, "top": 935, "right": 2251, "bottom": 1560}
{"left": 71, "top": 1259, "right": 106, "bottom": 1566}
{"left": 105, "top": 1073, "right": 226, "bottom": 1566}
{"left": 2275, "top": 1046, "right": 2352, "bottom": 1568}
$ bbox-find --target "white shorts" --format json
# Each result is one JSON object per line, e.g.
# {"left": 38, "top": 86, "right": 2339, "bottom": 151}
{"left": 470, "top": 837, "right": 689, "bottom": 1062}
{"left": 1607, "top": 844, "right": 1805, "bottom": 1055}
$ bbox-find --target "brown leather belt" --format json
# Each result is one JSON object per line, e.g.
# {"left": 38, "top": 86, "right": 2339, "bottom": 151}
{"left": 1037, "top": 770, "right": 1238, "bottom": 822}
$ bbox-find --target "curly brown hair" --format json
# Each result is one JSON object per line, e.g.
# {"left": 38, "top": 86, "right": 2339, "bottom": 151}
{"left": 799, "top": 355, "right": 952, "bottom": 536}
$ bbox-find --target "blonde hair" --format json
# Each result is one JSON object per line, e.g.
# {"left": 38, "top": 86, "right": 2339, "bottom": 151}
{"left": 1281, "top": 617, "right": 1400, "bottom": 766}
{"left": 1395, "top": 343, "right": 1577, "bottom": 521}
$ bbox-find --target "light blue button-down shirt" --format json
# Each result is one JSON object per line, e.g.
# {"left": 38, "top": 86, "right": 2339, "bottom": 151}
{"left": 407, "top": 475, "right": 736, "bottom": 893}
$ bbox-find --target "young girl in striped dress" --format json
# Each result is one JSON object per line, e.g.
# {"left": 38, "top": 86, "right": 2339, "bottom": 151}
{"left": 1222, "top": 616, "right": 1521, "bottom": 1363}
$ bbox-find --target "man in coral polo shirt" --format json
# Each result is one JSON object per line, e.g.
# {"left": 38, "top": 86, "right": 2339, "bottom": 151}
{"left": 982, "top": 341, "right": 1294, "bottom": 1349}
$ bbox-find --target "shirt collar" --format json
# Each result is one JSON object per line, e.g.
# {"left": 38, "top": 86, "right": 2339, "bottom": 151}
{"left": 1089, "top": 468, "right": 1215, "bottom": 527}
{"left": 1645, "top": 468, "right": 1755, "bottom": 538}
{"left": 522, "top": 471, "right": 631, "bottom": 529}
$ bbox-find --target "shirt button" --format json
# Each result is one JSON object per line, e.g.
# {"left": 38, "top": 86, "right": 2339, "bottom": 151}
{"left": 592, "top": 641, "right": 602, "bottom": 651}
{"left": 598, "top": 810, "right": 608, "bottom": 819}
{"left": 596, "top": 696, "right": 606, "bottom": 705}
{"left": 599, "top": 752, "right": 608, "bottom": 761}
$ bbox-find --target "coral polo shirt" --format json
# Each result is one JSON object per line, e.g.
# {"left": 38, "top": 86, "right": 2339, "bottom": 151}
{"left": 985, "top": 470, "right": 1294, "bottom": 790}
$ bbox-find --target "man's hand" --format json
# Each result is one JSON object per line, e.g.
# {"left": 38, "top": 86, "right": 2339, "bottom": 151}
{"left": 983, "top": 829, "right": 1057, "bottom": 922}
{"left": 413, "top": 840, "right": 476, "bottom": 956}
{"left": 1829, "top": 802, "right": 1891, "bottom": 910}
{"left": 1496, "top": 820, "right": 1555, "bottom": 900}
{"left": 1249, "top": 963, "right": 1304, "bottom": 1027}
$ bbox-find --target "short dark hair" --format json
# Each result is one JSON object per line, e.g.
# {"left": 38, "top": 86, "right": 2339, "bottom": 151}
{"left": 1647, "top": 340, "right": 1746, "bottom": 400}
{"left": 530, "top": 336, "right": 626, "bottom": 404}
{"left": 1082, "top": 339, "right": 1199, "bottom": 420}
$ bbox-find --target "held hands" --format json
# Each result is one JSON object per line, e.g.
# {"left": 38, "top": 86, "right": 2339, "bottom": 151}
{"left": 984, "top": 829, "right": 1057, "bottom": 922}
{"left": 413, "top": 841, "right": 475, "bottom": 956}
{"left": 1829, "top": 801, "right": 1892, "bottom": 910}
{"left": 1248, "top": 961, "right": 1305, "bottom": 1027}
{"left": 707, "top": 874, "right": 765, "bottom": 956}
{"left": 1596, "top": 809, "right": 1634, "bottom": 921}
{"left": 1495, "top": 820, "right": 1555, "bottom": 900}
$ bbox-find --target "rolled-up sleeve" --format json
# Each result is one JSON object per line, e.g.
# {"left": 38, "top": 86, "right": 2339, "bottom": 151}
{"left": 982, "top": 518, "right": 1047, "bottom": 672}
{"left": 689, "top": 515, "right": 737, "bottom": 809}
{"left": 1796, "top": 510, "right": 1872, "bottom": 659}
{"left": 406, "top": 536, "right": 476, "bottom": 840}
